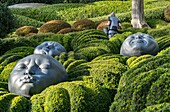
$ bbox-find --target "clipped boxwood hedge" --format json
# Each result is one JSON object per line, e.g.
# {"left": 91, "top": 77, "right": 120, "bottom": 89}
{"left": 30, "top": 81, "right": 111, "bottom": 112}
{"left": 110, "top": 54, "right": 170, "bottom": 112}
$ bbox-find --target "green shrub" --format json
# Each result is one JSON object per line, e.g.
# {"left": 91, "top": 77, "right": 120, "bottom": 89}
{"left": 127, "top": 55, "right": 153, "bottom": 68}
{"left": 148, "top": 27, "right": 170, "bottom": 38}
{"left": 4, "top": 46, "right": 34, "bottom": 56}
{"left": 157, "top": 46, "right": 170, "bottom": 55}
{"left": 71, "top": 29, "right": 107, "bottom": 50}
{"left": 31, "top": 81, "right": 111, "bottom": 112}
{"left": 92, "top": 53, "right": 128, "bottom": 65}
{"left": 141, "top": 103, "right": 170, "bottom": 112}
{"left": 0, "top": 93, "right": 17, "bottom": 112}
{"left": 0, "top": 37, "right": 38, "bottom": 55}
{"left": 0, "top": 82, "right": 8, "bottom": 90}
{"left": 109, "top": 32, "right": 132, "bottom": 54}
{"left": 110, "top": 55, "right": 170, "bottom": 112}
{"left": 29, "top": 33, "right": 73, "bottom": 51}
{"left": 9, "top": 96, "right": 30, "bottom": 112}
{"left": 0, "top": 61, "right": 17, "bottom": 82}
{"left": 0, "top": 3, "right": 15, "bottom": 37}
{"left": 14, "top": 14, "right": 44, "bottom": 28}
{"left": 155, "top": 35, "right": 170, "bottom": 50}
{"left": 76, "top": 46, "right": 108, "bottom": 61}
{"left": 146, "top": 19, "right": 168, "bottom": 29}
{"left": 88, "top": 59, "right": 127, "bottom": 90}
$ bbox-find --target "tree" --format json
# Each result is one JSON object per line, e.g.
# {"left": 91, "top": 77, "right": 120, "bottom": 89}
{"left": 0, "top": 2, "right": 16, "bottom": 37}
{"left": 131, "top": 0, "right": 150, "bottom": 28}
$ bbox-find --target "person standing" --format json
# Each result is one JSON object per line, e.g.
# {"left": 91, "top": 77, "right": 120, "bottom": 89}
{"left": 106, "top": 12, "right": 122, "bottom": 38}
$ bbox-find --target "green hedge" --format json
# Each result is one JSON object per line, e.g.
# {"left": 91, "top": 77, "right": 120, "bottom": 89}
{"left": 0, "top": 3, "right": 16, "bottom": 37}
{"left": 155, "top": 35, "right": 170, "bottom": 50}
{"left": 157, "top": 46, "right": 170, "bottom": 55}
{"left": 0, "top": 37, "right": 38, "bottom": 56}
{"left": 141, "top": 103, "right": 170, "bottom": 112}
{"left": 0, "top": 93, "right": 30, "bottom": 112}
{"left": 14, "top": 14, "right": 44, "bottom": 28}
{"left": 29, "top": 33, "right": 73, "bottom": 51}
{"left": 110, "top": 55, "right": 170, "bottom": 112}
{"left": 30, "top": 81, "right": 111, "bottom": 112}
{"left": 0, "top": 62, "right": 17, "bottom": 82}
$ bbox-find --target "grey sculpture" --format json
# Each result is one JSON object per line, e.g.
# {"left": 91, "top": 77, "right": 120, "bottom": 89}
{"left": 34, "top": 41, "right": 66, "bottom": 57}
{"left": 8, "top": 54, "right": 68, "bottom": 97}
{"left": 120, "top": 33, "right": 159, "bottom": 57}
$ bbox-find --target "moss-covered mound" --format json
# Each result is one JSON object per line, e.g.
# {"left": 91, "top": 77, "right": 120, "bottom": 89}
{"left": 72, "top": 19, "right": 96, "bottom": 30}
{"left": 15, "top": 26, "right": 38, "bottom": 36}
{"left": 164, "top": 4, "right": 170, "bottom": 22}
{"left": 30, "top": 81, "right": 111, "bottom": 112}
{"left": 38, "top": 20, "right": 71, "bottom": 33}
{"left": 110, "top": 54, "right": 170, "bottom": 112}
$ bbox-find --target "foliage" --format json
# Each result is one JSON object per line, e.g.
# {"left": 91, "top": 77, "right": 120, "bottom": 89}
{"left": 14, "top": 14, "right": 44, "bottom": 28}
{"left": 30, "top": 81, "right": 111, "bottom": 112}
{"left": 110, "top": 55, "right": 170, "bottom": 112}
{"left": 38, "top": 20, "right": 71, "bottom": 34}
{"left": 0, "top": 3, "right": 16, "bottom": 37}
{"left": 15, "top": 26, "right": 38, "bottom": 36}
{"left": 0, "top": 37, "right": 38, "bottom": 56}
{"left": 29, "top": 33, "right": 73, "bottom": 51}
{"left": 72, "top": 19, "right": 96, "bottom": 30}
{"left": 57, "top": 28, "right": 80, "bottom": 34}
{"left": 141, "top": 103, "right": 170, "bottom": 112}
{"left": 164, "top": 4, "right": 170, "bottom": 22}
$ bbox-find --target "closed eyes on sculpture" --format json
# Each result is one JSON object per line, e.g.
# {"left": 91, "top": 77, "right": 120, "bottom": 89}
{"left": 120, "top": 33, "right": 159, "bottom": 57}
{"left": 8, "top": 54, "right": 68, "bottom": 97}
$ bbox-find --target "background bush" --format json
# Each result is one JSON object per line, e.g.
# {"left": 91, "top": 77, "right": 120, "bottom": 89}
{"left": 0, "top": 3, "right": 16, "bottom": 37}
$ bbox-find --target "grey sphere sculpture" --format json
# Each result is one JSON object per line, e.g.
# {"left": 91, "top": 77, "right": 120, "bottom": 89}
{"left": 8, "top": 54, "right": 68, "bottom": 97}
{"left": 120, "top": 33, "right": 159, "bottom": 57}
{"left": 34, "top": 41, "right": 66, "bottom": 57}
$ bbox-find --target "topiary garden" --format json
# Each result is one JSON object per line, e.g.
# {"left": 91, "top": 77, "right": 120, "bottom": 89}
{"left": 0, "top": 0, "right": 170, "bottom": 111}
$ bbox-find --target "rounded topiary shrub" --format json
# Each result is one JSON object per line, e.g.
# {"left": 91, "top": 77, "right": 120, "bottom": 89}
{"left": 38, "top": 20, "right": 71, "bottom": 34}
{"left": 15, "top": 26, "right": 38, "bottom": 36}
{"left": 0, "top": 3, "right": 15, "bottom": 37}
{"left": 164, "top": 5, "right": 170, "bottom": 22}
{"left": 30, "top": 81, "right": 111, "bottom": 112}
{"left": 72, "top": 19, "right": 96, "bottom": 30}
{"left": 57, "top": 28, "right": 80, "bottom": 34}
{"left": 96, "top": 19, "right": 108, "bottom": 30}
{"left": 110, "top": 55, "right": 170, "bottom": 112}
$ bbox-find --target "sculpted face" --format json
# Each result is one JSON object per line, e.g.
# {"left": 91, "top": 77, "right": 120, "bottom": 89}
{"left": 120, "top": 33, "right": 159, "bottom": 56}
{"left": 34, "top": 41, "right": 66, "bottom": 57}
{"left": 8, "top": 54, "right": 67, "bottom": 97}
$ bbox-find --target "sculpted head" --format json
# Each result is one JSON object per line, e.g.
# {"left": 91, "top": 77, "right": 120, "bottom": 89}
{"left": 120, "top": 33, "right": 159, "bottom": 57}
{"left": 8, "top": 54, "right": 67, "bottom": 97}
{"left": 34, "top": 41, "right": 66, "bottom": 57}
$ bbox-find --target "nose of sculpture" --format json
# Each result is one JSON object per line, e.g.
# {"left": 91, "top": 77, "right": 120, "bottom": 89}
{"left": 135, "top": 35, "right": 142, "bottom": 39}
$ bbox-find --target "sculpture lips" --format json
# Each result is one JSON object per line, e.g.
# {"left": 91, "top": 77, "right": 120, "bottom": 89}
{"left": 20, "top": 75, "right": 35, "bottom": 83}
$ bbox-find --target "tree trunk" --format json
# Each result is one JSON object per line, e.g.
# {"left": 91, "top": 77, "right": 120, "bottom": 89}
{"left": 131, "top": 0, "right": 150, "bottom": 28}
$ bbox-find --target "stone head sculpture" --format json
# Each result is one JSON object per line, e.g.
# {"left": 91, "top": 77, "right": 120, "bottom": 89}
{"left": 34, "top": 41, "right": 66, "bottom": 57}
{"left": 8, "top": 54, "right": 68, "bottom": 97}
{"left": 120, "top": 33, "right": 159, "bottom": 57}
